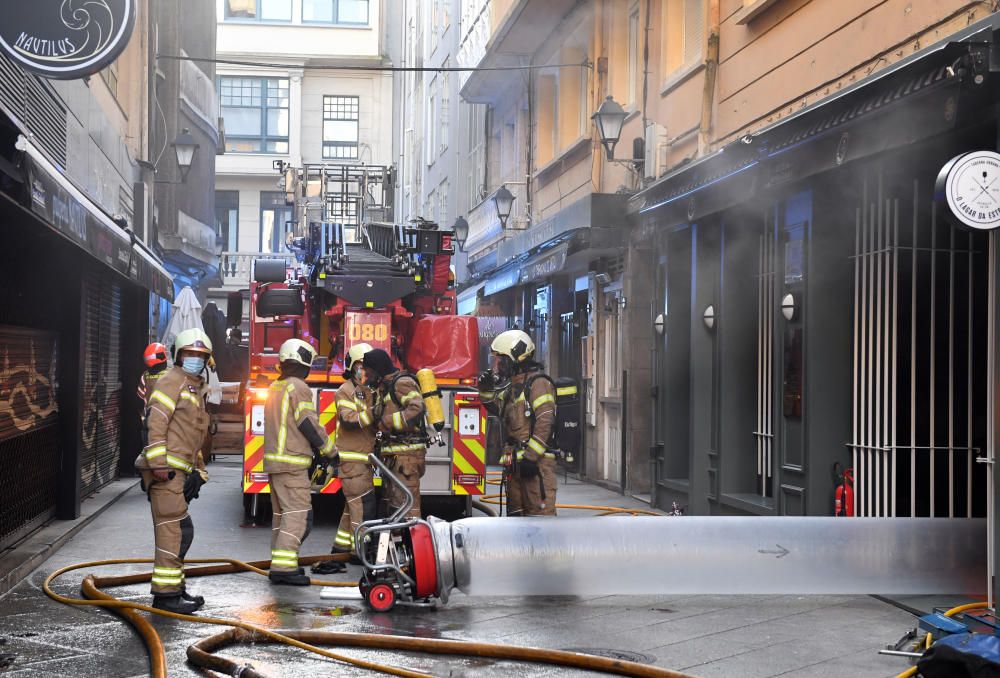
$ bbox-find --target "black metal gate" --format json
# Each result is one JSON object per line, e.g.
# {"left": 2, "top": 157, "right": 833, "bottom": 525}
{"left": 80, "top": 269, "right": 123, "bottom": 498}
{"left": 0, "top": 326, "right": 60, "bottom": 549}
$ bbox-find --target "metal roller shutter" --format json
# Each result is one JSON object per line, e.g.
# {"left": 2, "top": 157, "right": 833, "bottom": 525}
{"left": 80, "top": 270, "right": 123, "bottom": 498}
{"left": 0, "top": 326, "right": 60, "bottom": 549}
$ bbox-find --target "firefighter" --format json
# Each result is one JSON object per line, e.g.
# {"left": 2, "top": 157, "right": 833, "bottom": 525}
{"left": 478, "top": 329, "right": 557, "bottom": 516}
{"left": 137, "top": 342, "right": 169, "bottom": 404}
{"left": 312, "top": 342, "right": 377, "bottom": 576}
{"left": 362, "top": 348, "right": 426, "bottom": 519}
{"left": 135, "top": 329, "right": 213, "bottom": 614}
{"left": 264, "top": 338, "right": 336, "bottom": 586}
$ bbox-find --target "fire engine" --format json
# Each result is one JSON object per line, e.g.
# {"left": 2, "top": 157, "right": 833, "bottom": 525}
{"left": 239, "top": 162, "right": 486, "bottom": 524}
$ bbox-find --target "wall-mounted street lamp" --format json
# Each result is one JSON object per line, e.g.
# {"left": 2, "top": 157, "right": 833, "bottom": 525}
{"left": 156, "top": 129, "right": 200, "bottom": 184}
{"left": 452, "top": 216, "right": 469, "bottom": 251}
{"left": 172, "top": 128, "right": 199, "bottom": 182}
{"left": 493, "top": 186, "right": 515, "bottom": 230}
{"left": 592, "top": 95, "right": 628, "bottom": 161}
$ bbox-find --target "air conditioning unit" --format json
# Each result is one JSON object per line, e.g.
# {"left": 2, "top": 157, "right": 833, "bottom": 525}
{"left": 644, "top": 122, "right": 668, "bottom": 180}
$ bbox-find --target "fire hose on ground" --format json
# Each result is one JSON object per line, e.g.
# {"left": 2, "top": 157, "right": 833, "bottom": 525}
{"left": 43, "top": 554, "right": 696, "bottom": 678}
{"left": 42, "top": 456, "right": 985, "bottom": 676}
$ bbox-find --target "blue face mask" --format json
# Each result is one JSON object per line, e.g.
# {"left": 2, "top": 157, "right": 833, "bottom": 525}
{"left": 181, "top": 356, "right": 206, "bottom": 375}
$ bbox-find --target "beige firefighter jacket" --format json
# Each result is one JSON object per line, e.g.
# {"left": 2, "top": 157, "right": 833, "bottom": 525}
{"left": 335, "top": 378, "right": 377, "bottom": 463}
{"left": 378, "top": 373, "right": 426, "bottom": 454}
{"left": 481, "top": 369, "right": 556, "bottom": 463}
{"left": 140, "top": 366, "right": 210, "bottom": 474}
{"left": 263, "top": 376, "right": 334, "bottom": 474}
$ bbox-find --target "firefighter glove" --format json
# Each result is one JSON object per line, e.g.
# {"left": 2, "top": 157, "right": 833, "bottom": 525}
{"left": 518, "top": 457, "right": 540, "bottom": 479}
{"left": 183, "top": 469, "right": 209, "bottom": 503}
{"left": 476, "top": 371, "right": 495, "bottom": 391}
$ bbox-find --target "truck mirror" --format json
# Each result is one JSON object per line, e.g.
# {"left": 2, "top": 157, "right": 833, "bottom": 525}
{"left": 226, "top": 292, "right": 243, "bottom": 328}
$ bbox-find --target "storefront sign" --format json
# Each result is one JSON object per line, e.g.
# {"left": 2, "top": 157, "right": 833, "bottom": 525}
{"left": 520, "top": 247, "right": 567, "bottom": 285}
{"left": 0, "top": 1, "right": 137, "bottom": 80}
{"left": 21, "top": 143, "right": 173, "bottom": 298}
{"left": 938, "top": 151, "right": 1000, "bottom": 230}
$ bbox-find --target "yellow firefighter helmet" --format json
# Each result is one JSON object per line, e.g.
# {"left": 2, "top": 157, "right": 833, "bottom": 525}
{"left": 278, "top": 338, "right": 317, "bottom": 367}
{"left": 490, "top": 329, "right": 535, "bottom": 363}
{"left": 345, "top": 342, "right": 374, "bottom": 372}
{"left": 173, "top": 328, "right": 213, "bottom": 359}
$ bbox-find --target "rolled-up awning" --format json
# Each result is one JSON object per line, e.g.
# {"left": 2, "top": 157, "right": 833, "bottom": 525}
{"left": 15, "top": 135, "right": 173, "bottom": 299}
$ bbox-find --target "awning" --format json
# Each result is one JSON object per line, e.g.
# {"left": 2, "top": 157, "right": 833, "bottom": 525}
{"left": 15, "top": 135, "right": 173, "bottom": 299}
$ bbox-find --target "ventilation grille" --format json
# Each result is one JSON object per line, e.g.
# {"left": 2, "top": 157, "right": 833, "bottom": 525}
{"left": 0, "top": 53, "right": 67, "bottom": 166}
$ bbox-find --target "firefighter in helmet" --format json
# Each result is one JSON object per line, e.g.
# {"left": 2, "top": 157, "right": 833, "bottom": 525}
{"left": 362, "top": 348, "right": 426, "bottom": 519}
{"left": 135, "top": 329, "right": 213, "bottom": 614}
{"left": 264, "top": 338, "right": 336, "bottom": 585}
{"left": 478, "top": 329, "right": 558, "bottom": 516}
{"left": 137, "top": 342, "right": 169, "bottom": 405}
{"left": 312, "top": 342, "right": 378, "bottom": 575}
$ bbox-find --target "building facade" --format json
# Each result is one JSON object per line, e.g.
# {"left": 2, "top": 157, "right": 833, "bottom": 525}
{"left": 0, "top": 1, "right": 218, "bottom": 557}
{"left": 448, "top": 0, "right": 1000, "bottom": 555}
{"left": 211, "top": 0, "right": 394, "bottom": 312}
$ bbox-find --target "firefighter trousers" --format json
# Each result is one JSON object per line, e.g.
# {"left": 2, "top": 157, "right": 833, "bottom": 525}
{"left": 269, "top": 470, "right": 313, "bottom": 573}
{"left": 334, "top": 461, "right": 375, "bottom": 555}
{"left": 507, "top": 458, "right": 558, "bottom": 516}
{"left": 384, "top": 452, "right": 425, "bottom": 519}
{"left": 148, "top": 472, "right": 194, "bottom": 595}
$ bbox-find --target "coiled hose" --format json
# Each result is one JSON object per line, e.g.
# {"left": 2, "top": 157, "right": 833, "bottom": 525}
{"left": 44, "top": 553, "right": 698, "bottom": 678}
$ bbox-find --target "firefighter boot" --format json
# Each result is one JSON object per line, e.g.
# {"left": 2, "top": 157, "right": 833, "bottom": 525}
{"left": 311, "top": 556, "right": 347, "bottom": 575}
{"left": 152, "top": 594, "right": 202, "bottom": 615}
{"left": 180, "top": 589, "right": 205, "bottom": 608}
{"left": 269, "top": 570, "right": 312, "bottom": 586}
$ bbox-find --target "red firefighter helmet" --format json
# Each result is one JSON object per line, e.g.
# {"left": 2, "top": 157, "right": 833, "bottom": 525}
{"left": 143, "top": 342, "right": 168, "bottom": 368}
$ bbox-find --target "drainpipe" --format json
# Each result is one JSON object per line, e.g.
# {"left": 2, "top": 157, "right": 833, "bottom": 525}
{"left": 697, "top": 0, "right": 720, "bottom": 157}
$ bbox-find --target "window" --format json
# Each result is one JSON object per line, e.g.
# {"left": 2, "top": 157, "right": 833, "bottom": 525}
{"left": 437, "top": 179, "right": 449, "bottom": 226}
{"left": 425, "top": 79, "right": 437, "bottom": 166}
{"left": 224, "top": 0, "right": 292, "bottom": 21}
{"left": 627, "top": 5, "right": 639, "bottom": 105}
{"left": 662, "top": 0, "right": 704, "bottom": 76}
{"left": 322, "top": 95, "right": 359, "bottom": 159}
{"left": 302, "top": 0, "right": 369, "bottom": 24}
{"left": 534, "top": 21, "right": 589, "bottom": 165}
{"left": 215, "top": 191, "right": 240, "bottom": 251}
{"left": 439, "top": 66, "right": 450, "bottom": 154}
{"left": 260, "top": 192, "right": 293, "bottom": 253}
{"left": 219, "top": 77, "right": 289, "bottom": 153}
{"left": 466, "top": 104, "right": 486, "bottom": 207}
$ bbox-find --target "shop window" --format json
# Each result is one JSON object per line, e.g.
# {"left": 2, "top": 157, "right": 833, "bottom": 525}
{"left": 219, "top": 77, "right": 290, "bottom": 154}
{"left": 322, "top": 95, "right": 359, "bottom": 159}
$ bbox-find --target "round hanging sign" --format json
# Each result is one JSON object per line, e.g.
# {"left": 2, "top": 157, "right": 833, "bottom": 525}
{"left": 937, "top": 150, "right": 1000, "bottom": 230}
{"left": 0, "top": 0, "right": 137, "bottom": 80}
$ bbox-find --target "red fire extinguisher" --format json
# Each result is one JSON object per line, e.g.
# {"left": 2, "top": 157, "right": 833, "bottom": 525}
{"left": 833, "top": 463, "right": 854, "bottom": 517}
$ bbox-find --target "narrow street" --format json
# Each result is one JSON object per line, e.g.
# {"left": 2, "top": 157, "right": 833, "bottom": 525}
{"left": 1, "top": 459, "right": 921, "bottom": 677}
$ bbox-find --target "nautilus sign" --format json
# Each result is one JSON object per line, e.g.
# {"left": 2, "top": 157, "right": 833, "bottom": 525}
{"left": 0, "top": 0, "right": 137, "bottom": 79}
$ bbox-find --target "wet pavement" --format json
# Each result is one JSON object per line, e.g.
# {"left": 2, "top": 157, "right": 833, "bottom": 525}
{"left": 0, "top": 459, "right": 927, "bottom": 677}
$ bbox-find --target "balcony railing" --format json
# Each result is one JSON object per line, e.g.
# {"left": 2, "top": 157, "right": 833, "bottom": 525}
{"left": 219, "top": 251, "right": 296, "bottom": 288}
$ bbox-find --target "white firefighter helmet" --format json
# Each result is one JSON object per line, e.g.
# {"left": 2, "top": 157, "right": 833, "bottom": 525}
{"left": 278, "top": 338, "right": 317, "bottom": 367}
{"left": 173, "top": 328, "right": 213, "bottom": 359}
{"left": 345, "top": 342, "right": 373, "bottom": 372}
{"left": 491, "top": 329, "right": 535, "bottom": 363}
